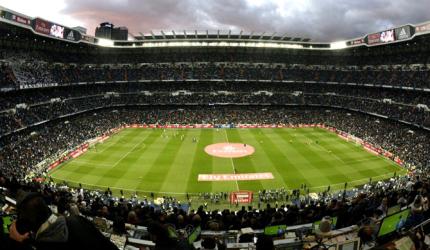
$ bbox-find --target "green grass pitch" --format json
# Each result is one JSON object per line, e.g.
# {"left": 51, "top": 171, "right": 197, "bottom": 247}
{"left": 49, "top": 128, "right": 406, "bottom": 196}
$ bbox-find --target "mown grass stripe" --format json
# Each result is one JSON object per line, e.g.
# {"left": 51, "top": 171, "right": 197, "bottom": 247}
{"left": 227, "top": 129, "right": 264, "bottom": 191}
{"left": 303, "top": 128, "right": 383, "bottom": 180}
{"left": 186, "top": 129, "right": 214, "bottom": 193}
{"left": 50, "top": 128, "right": 405, "bottom": 196}
{"left": 130, "top": 130, "right": 176, "bottom": 191}
{"left": 110, "top": 129, "right": 166, "bottom": 190}
{"left": 136, "top": 130, "right": 187, "bottom": 193}
{"left": 271, "top": 128, "right": 336, "bottom": 187}
{"left": 249, "top": 128, "right": 309, "bottom": 189}
{"left": 95, "top": 129, "right": 154, "bottom": 187}
{"left": 159, "top": 129, "right": 196, "bottom": 194}
{"left": 54, "top": 129, "right": 145, "bottom": 183}
{"left": 294, "top": 129, "right": 356, "bottom": 182}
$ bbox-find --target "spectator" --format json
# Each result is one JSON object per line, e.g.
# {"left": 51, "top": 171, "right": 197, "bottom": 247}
{"left": 8, "top": 192, "right": 119, "bottom": 250}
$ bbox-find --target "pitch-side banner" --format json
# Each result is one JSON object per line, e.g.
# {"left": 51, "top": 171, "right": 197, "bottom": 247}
{"left": 198, "top": 173, "right": 274, "bottom": 182}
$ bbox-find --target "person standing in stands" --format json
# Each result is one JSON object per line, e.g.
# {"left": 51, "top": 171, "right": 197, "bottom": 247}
{"left": 7, "top": 192, "right": 119, "bottom": 250}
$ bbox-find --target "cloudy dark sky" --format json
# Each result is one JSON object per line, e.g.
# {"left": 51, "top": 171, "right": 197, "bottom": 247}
{"left": 1, "top": 0, "right": 430, "bottom": 41}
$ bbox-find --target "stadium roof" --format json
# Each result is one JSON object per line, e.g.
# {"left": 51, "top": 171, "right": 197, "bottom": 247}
{"left": 0, "top": 5, "right": 430, "bottom": 50}
{"left": 135, "top": 30, "right": 311, "bottom": 43}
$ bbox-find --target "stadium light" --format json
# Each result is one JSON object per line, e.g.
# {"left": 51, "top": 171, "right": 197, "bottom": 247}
{"left": 330, "top": 41, "right": 347, "bottom": 50}
{"left": 97, "top": 38, "right": 114, "bottom": 47}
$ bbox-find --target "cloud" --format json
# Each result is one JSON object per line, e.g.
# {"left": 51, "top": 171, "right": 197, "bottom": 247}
{"left": 61, "top": 0, "right": 430, "bottom": 41}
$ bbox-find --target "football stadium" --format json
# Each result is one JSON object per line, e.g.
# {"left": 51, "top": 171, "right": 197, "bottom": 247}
{"left": 49, "top": 127, "right": 405, "bottom": 196}
{"left": 0, "top": 1, "right": 430, "bottom": 249}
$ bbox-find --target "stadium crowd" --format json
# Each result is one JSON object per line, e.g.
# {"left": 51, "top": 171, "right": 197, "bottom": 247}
{"left": 0, "top": 60, "right": 429, "bottom": 89}
{"left": 1, "top": 107, "right": 430, "bottom": 249}
{"left": 1, "top": 82, "right": 430, "bottom": 111}
{"left": 1, "top": 57, "right": 430, "bottom": 249}
{"left": 1, "top": 24, "right": 430, "bottom": 249}
{"left": 1, "top": 108, "right": 429, "bottom": 178}
{"left": 0, "top": 83, "right": 428, "bottom": 136}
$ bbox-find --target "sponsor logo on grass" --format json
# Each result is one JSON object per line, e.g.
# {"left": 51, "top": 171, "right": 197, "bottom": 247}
{"left": 198, "top": 172, "right": 274, "bottom": 181}
{"left": 204, "top": 143, "right": 255, "bottom": 158}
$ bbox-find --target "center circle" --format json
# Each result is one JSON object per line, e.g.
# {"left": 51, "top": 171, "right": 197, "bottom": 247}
{"left": 204, "top": 143, "right": 255, "bottom": 158}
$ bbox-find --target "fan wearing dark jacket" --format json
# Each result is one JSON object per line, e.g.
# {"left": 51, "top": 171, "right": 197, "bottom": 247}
{"left": 8, "top": 192, "right": 119, "bottom": 250}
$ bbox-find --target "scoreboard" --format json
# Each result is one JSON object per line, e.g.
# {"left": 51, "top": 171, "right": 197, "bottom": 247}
{"left": 33, "top": 18, "right": 82, "bottom": 42}
{"left": 367, "top": 29, "right": 395, "bottom": 45}
{"left": 366, "top": 26, "right": 413, "bottom": 45}
{"left": 347, "top": 25, "right": 415, "bottom": 47}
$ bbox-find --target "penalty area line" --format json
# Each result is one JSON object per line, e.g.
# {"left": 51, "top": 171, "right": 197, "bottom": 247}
{"left": 110, "top": 131, "right": 151, "bottom": 169}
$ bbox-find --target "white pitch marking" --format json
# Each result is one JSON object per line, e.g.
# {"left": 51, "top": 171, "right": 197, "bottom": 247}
{"left": 109, "top": 131, "right": 151, "bottom": 169}
{"left": 223, "top": 129, "right": 240, "bottom": 191}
